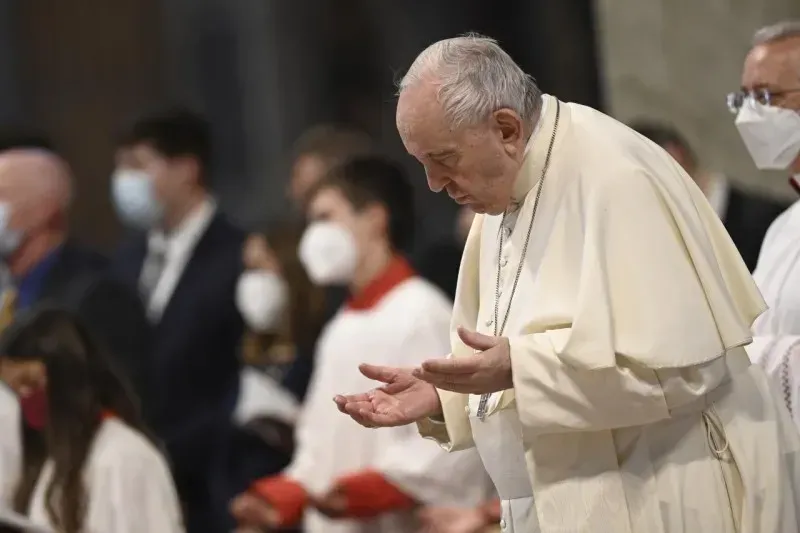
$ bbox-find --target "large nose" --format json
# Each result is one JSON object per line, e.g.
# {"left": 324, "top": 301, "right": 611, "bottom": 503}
{"left": 425, "top": 167, "right": 448, "bottom": 193}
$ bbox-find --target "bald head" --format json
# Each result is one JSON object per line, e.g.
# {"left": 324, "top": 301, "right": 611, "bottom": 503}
{"left": 0, "top": 149, "right": 72, "bottom": 234}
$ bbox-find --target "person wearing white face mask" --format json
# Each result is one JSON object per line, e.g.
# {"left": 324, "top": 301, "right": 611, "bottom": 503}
{"left": 236, "top": 235, "right": 289, "bottom": 335}
{"left": 110, "top": 106, "right": 248, "bottom": 533}
{"left": 730, "top": 21, "right": 800, "bottom": 429}
{"left": 230, "top": 156, "right": 493, "bottom": 533}
{"left": 232, "top": 225, "right": 333, "bottom": 515}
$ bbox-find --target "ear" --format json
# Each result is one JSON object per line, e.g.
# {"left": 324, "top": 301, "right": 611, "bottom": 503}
{"left": 492, "top": 108, "right": 525, "bottom": 146}
{"left": 361, "top": 203, "right": 390, "bottom": 242}
{"left": 174, "top": 155, "right": 203, "bottom": 185}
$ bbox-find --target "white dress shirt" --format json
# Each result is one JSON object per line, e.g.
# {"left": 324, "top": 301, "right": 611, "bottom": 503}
{"left": 142, "top": 197, "right": 216, "bottom": 322}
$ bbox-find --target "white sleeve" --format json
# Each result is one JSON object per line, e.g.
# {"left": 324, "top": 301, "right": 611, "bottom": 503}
{"left": 747, "top": 335, "right": 800, "bottom": 427}
{"left": 86, "top": 437, "right": 185, "bottom": 533}
{"left": 377, "top": 302, "right": 492, "bottom": 506}
{"left": 0, "top": 385, "right": 20, "bottom": 506}
{"left": 282, "top": 363, "right": 327, "bottom": 488}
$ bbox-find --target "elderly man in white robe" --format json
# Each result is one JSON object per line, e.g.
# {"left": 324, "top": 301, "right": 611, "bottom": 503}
{"left": 733, "top": 21, "right": 800, "bottom": 430}
{"left": 334, "top": 33, "right": 800, "bottom": 533}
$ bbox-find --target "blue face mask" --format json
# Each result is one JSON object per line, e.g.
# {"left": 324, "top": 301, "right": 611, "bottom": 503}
{"left": 0, "top": 202, "right": 22, "bottom": 257}
{"left": 111, "top": 169, "right": 164, "bottom": 230}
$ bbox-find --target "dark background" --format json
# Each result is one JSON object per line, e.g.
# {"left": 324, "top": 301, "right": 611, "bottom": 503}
{"left": 0, "top": 0, "right": 602, "bottom": 249}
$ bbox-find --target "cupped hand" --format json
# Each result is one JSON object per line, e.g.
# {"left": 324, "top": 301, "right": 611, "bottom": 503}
{"left": 412, "top": 327, "right": 513, "bottom": 395}
{"left": 334, "top": 364, "right": 442, "bottom": 428}
{"left": 229, "top": 492, "right": 278, "bottom": 530}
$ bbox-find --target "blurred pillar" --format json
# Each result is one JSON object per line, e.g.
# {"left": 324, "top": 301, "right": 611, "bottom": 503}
{"left": 17, "top": 0, "right": 165, "bottom": 249}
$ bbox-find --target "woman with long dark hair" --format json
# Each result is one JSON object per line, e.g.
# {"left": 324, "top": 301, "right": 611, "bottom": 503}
{"left": 0, "top": 306, "right": 183, "bottom": 533}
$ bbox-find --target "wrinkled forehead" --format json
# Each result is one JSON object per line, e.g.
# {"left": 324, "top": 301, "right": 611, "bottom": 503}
{"left": 742, "top": 38, "right": 800, "bottom": 88}
{"left": 396, "top": 85, "right": 459, "bottom": 155}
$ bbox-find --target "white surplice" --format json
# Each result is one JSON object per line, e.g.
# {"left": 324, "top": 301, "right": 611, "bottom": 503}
{"left": 0, "top": 384, "right": 20, "bottom": 506}
{"left": 418, "top": 94, "right": 800, "bottom": 533}
{"left": 287, "top": 276, "right": 493, "bottom": 533}
{"left": 27, "top": 418, "right": 184, "bottom": 533}
{"left": 745, "top": 200, "right": 800, "bottom": 427}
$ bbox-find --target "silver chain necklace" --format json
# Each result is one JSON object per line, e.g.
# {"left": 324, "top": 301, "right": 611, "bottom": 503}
{"left": 476, "top": 100, "right": 560, "bottom": 421}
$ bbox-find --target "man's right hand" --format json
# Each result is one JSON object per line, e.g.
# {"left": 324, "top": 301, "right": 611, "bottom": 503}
{"left": 334, "top": 364, "right": 442, "bottom": 428}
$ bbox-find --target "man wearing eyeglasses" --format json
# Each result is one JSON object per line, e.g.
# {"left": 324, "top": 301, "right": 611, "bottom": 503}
{"left": 733, "top": 20, "right": 800, "bottom": 430}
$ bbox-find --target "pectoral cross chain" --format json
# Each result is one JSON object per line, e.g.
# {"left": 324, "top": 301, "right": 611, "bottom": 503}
{"left": 476, "top": 101, "right": 561, "bottom": 421}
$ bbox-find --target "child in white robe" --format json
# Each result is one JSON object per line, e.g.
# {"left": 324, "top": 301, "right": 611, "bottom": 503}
{"left": 230, "top": 156, "right": 492, "bottom": 533}
{"left": 0, "top": 306, "right": 184, "bottom": 533}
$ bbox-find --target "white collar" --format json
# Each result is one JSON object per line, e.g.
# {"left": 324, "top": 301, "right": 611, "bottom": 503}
{"left": 523, "top": 96, "right": 548, "bottom": 159}
{"left": 148, "top": 196, "right": 216, "bottom": 256}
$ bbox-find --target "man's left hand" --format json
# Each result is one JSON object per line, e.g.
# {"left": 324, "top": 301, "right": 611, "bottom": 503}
{"left": 412, "top": 327, "right": 512, "bottom": 394}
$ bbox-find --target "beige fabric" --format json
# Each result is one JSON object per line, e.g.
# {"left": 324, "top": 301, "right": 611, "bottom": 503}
{"left": 419, "top": 95, "right": 800, "bottom": 532}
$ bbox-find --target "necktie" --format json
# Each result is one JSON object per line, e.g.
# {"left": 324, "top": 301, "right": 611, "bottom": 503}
{"left": 0, "top": 287, "right": 18, "bottom": 333}
{"left": 139, "top": 241, "right": 168, "bottom": 305}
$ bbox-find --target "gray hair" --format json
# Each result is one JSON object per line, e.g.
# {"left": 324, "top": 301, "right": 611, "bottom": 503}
{"left": 398, "top": 33, "right": 542, "bottom": 130}
{"left": 752, "top": 20, "right": 800, "bottom": 46}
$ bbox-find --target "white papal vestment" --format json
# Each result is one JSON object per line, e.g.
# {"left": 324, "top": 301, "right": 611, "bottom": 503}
{"left": 419, "top": 94, "right": 800, "bottom": 533}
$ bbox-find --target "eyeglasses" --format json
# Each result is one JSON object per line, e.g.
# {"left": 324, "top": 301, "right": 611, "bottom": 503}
{"left": 726, "top": 88, "right": 800, "bottom": 114}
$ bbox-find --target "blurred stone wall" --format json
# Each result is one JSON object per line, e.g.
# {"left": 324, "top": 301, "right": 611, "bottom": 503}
{"left": 594, "top": 0, "right": 800, "bottom": 199}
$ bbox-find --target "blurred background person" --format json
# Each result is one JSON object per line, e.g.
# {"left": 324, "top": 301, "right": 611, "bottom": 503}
{"left": 230, "top": 156, "right": 492, "bottom": 533}
{"left": 734, "top": 21, "right": 800, "bottom": 427}
{"left": 0, "top": 306, "right": 182, "bottom": 532}
{"left": 230, "top": 222, "right": 331, "bottom": 528}
{"left": 258, "top": 125, "right": 379, "bottom": 403}
{"left": 238, "top": 223, "right": 327, "bottom": 400}
{"left": 0, "top": 146, "right": 149, "bottom": 418}
{"left": 629, "top": 119, "right": 789, "bottom": 271}
{"left": 0, "top": 146, "right": 149, "bottom": 398}
{"left": 286, "top": 124, "right": 375, "bottom": 213}
{"left": 110, "top": 106, "right": 246, "bottom": 533}
{"left": 0, "top": 369, "right": 18, "bottom": 508}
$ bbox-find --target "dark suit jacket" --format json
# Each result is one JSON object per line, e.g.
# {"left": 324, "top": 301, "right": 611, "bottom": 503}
{"left": 32, "top": 242, "right": 150, "bottom": 403}
{"left": 112, "top": 213, "right": 246, "bottom": 502}
{"left": 723, "top": 186, "right": 790, "bottom": 272}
